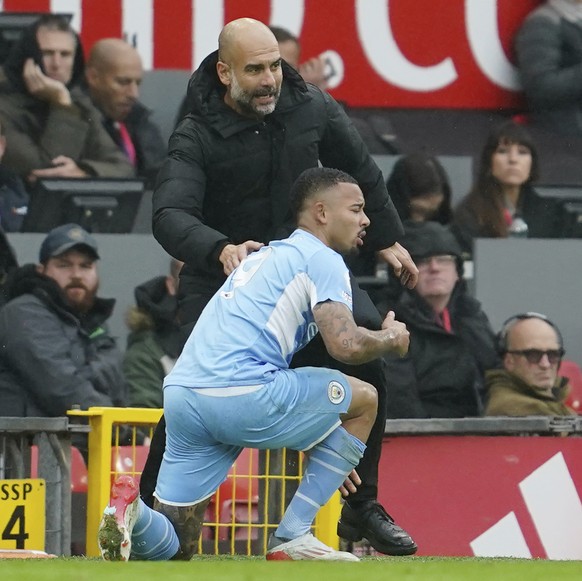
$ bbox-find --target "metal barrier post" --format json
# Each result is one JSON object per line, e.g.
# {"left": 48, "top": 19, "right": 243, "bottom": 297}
{"left": 314, "top": 491, "right": 342, "bottom": 549}
{"left": 68, "top": 407, "right": 162, "bottom": 557}
{"left": 0, "top": 417, "right": 87, "bottom": 556}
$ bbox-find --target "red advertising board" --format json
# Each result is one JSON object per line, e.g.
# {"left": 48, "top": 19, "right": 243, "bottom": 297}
{"left": 378, "top": 436, "right": 582, "bottom": 559}
{"left": 2, "top": 0, "right": 540, "bottom": 109}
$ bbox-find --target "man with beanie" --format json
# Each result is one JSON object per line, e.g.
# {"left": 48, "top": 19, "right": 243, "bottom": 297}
{"left": 0, "top": 14, "right": 133, "bottom": 182}
{"left": 380, "top": 221, "right": 499, "bottom": 418}
{"left": 0, "top": 223, "right": 126, "bottom": 417}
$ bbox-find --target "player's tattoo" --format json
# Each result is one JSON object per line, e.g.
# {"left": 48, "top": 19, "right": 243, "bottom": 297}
{"left": 314, "top": 300, "right": 408, "bottom": 362}
{"left": 314, "top": 301, "right": 356, "bottom": 348}
{"left": 153, "top": 497, "right": 211, "bottom": 560}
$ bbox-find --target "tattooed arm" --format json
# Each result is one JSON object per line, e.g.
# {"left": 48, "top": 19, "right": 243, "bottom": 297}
{"left": 313, "top": 300, "right": 410, "bottom": 365}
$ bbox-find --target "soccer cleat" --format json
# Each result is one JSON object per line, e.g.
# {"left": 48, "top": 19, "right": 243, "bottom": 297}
{"left": 98, "top": 475, "right": 140, "bottom": 561}
{"left": 266, "top": 532, "right": 360, "bottom": 561}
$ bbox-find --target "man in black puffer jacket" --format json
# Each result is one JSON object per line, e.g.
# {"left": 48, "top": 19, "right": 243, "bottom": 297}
{"left": 143, "top": 18, "right": 419, "bottom": 556}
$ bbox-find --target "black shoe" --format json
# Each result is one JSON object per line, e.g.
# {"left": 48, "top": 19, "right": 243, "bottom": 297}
{"left": 337, "top": 500, "right": 418, "bottom": 556}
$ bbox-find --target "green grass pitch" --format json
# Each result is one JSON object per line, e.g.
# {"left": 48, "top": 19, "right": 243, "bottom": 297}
{"left": 1, "top": 555, "right": 581, "bottom": 581}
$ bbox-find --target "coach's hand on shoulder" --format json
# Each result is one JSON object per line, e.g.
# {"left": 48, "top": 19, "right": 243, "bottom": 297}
{"left": 381, "top": 311, "right": 410, "bottom": 357}
{"left": 219, "top": 240, "right": 264, "bottom": 275}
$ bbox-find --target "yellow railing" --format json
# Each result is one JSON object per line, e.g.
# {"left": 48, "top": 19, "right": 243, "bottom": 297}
{"left": 68, "top": 407, "right": 341, "bottom": 557}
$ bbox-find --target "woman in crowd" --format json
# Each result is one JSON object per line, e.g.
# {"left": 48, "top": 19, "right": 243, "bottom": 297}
{"left": 387, "top": 151, "right": 453, "bottom": 225}
{"left": 451, "top": 121, "right": 550, "bottom": 257}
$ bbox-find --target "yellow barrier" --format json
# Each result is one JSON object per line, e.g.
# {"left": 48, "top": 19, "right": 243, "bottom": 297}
{"left": 68, "top": 407, "right": 341, "bottom": 557}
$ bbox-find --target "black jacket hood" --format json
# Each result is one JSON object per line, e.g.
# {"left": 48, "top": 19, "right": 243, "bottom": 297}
{"left": 133, "top": 275, "right": 178, "bottom": 330}
{"left": 128, "top": 275, "right": 182, "bottom": 357}
{"left": 2, "top": 18, "right": 85, "bottom": 93}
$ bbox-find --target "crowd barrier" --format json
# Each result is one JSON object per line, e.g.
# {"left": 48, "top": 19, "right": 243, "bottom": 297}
{"left": 0, "top": 417, "right": 89, "bottom": 556}
{"left": 67, "top": 407, "right": 340, "bottom": 558}
{"left": 5, "top": 413, "right": 581, "bottom": 560}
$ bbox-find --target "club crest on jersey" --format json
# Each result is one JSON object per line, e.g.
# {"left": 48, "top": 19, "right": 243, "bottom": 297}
{"left": 328, "top": 381, "right": 346, "bottom": 404}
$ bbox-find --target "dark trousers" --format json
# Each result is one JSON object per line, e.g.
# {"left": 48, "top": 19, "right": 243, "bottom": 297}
{"left": 139, "top": 275, "right": 387, "bottom": 508}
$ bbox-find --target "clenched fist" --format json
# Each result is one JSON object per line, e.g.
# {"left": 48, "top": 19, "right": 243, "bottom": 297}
{"left": 381, "top": 310, "right": 410, "bottom": 357}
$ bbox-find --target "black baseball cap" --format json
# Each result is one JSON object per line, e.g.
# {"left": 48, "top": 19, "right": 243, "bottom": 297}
{"left": 39, "top": 223, "right": 100, "bottom": 264}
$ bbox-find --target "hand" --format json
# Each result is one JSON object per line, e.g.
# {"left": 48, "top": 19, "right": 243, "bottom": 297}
{"left": 298, "top": 56, "right": 328, "bottom": 90}
{"left": 378, "top": 242, "right": 419, "bottom": 289}
{"left": 23, "top": 58, "right": 71, "bottom": 106}
{"left": 219, "top": 240, "right": 264, "bottom": 275}
{"left": 30, "top": 156, "right": 88, "bottom": 179}
{"left": 339, "top": 469, "right": 361, "bottom": 497}
{"left": 381, "top": 311, "right": 410, "bottom": 357}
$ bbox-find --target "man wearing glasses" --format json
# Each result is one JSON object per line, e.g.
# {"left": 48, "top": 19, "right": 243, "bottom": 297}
{"left": 485, "top": 313, "right": 576, "bottom": 416}
{"left": 378, "top": 221, "right": 499, "bottom": 419}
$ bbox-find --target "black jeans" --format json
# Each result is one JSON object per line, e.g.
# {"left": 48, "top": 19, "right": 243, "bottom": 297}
{"left": 139, "top": 275, "right": 387, "bottom": 508}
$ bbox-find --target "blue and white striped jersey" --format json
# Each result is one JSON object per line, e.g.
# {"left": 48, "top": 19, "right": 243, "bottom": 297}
{"left": 164, "top": 229, "right": 352, "bottom": 389}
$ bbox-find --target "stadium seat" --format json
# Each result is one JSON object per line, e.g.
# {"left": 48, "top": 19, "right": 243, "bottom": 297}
{"left": 206, "top": 448, "right": 260, "bottom": 541}
{"left": 560, "top": 359, "right": 582, "bottom": 414}
{"left": 110, "top": 445, "right": 151, "bottom": 485}
{"left": 30, "top": 445, "right": 88, "bottom": 492}
{"left": 214, "top": 447, "right": 259, "bottom": 503}
{"left": 218, "top": 499, "right": 259, "bottom": 541}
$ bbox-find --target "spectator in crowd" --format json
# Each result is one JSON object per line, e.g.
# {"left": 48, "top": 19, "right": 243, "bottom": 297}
{"left": 271, "top": 25, "right": 400, "bottom": 155}
{"left": 124, "top": 258, "right": 183, "bottom": 408}
{"left": 363, "top": 151, "right": 453, "bottom": 301}
{"left": 451, "top": 121, "right": 550, "bottom": 257}
{"left": 515, "top": 0, "right": 582, "bottom": 139}
{"left": 485, "top": 312, "right": 576, "bottom": 416}
{"left": 0, "top": 223, "right": 18, "bottom": 307}
{"left": 0, "top": 223, "right": 126, "bottom": 417}
{"left": 0, "top": 119, "right": 28, "bottom": 232}
{"left": 269, "top": 25, "right": 328, "bottom": 90}
{"left": 379, "top": 221, "right": 499, "bottom": 418}
{"left": 98, "top": 166, "right": 410, "bottom": 562}
{"left": 0, "top": 14, "right": 134, "bottom": 182}
{"left": 387, "top": 152, "right": 453, "bottom": 225}
{"left": 85, "top": 38, "right": 166, "bottom": 188}
{"left": 146, "top": 18, "right": 418, "bottom": 557}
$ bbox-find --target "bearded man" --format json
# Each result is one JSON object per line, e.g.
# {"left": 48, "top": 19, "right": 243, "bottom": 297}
{"left": 0, "top": 223, "right": 126, "bottom": 417}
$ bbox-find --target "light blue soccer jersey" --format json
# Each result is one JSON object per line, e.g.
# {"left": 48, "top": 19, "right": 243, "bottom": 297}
{"left": 164, "top": 229, "right": 353, "bottom": 389}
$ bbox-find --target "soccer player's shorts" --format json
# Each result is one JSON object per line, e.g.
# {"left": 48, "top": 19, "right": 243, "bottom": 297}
{"left": 154, "top": 366, "right": 352, "bottom": 506}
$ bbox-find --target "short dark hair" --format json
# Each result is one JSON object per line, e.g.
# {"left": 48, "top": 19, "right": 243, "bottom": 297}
{"left": 290, "top": 167, "right": 359, "bottom": 219}
{"left": 269, "top": 26, "right": 298, "bottom": 45}
{"left": 36, "top": 13, "right": 76, "bottom": 37}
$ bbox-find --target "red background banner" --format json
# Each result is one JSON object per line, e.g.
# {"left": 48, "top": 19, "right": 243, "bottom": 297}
{"left": 1, "top": 1, "right": 541, "bottom": 108}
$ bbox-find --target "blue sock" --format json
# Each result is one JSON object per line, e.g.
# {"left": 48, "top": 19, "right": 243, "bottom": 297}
{"left": 275, "top": 427, "right": 366, "bottom": 540}
{"left": 130, "top": 499, "right": 180, "bottom": 560}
